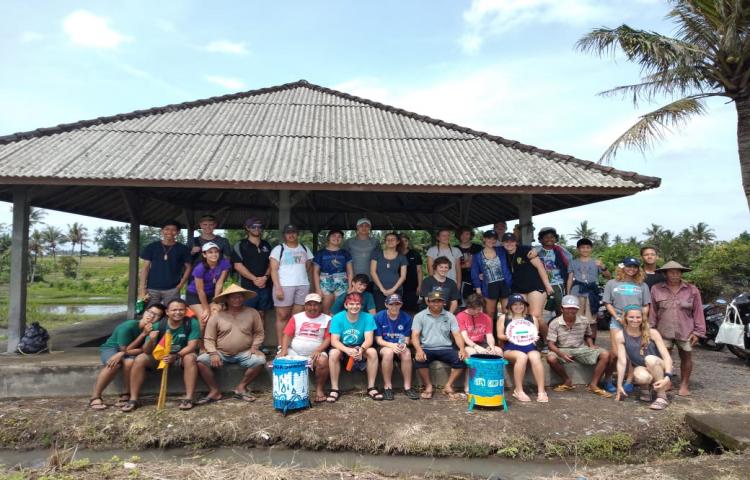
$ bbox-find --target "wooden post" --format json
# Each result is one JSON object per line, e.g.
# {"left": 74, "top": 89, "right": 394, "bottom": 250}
{"left": 121, "top": 189, "right": 141, "bottom": 318}
{"left": 278, "top": 190, "right": 290, "bottom": 235}
{"left": 516, "top": 194, "right": 534, "bottom": 245}
{"left": 7, "top": 188, "right": 30, "bottom": 353}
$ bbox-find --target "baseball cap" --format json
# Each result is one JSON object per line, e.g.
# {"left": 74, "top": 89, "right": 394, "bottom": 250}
{"left": 426, "top": 290, "right": 446, "bottom": 302}
{"left": 506, "top": 293, "right": 528, "bottom": 307}
{"left": 622, "top": 256, "right": 641, "bottom": 267}
{"left": 483, "top": 230, "right": 498, "bottom": 238}
{"left": 244, "top": 218, "right": 263, "bottom": 228}
{"left": 304, "top": 293, "right": 322, "bottom": 303}
{"left": 282, "top": 224, "right": 298, "bottom": 233}
{"left": 501, "top": 233, "right": 517, "bottom": 242}
{"left": 385, "top": 293, "right": 403, "bottom": 305}
{"left": 201, "top": 242, "right": 220, "bottom": 252}
{"left": 561, "top": 295, "right": 580, "bottom": 309}
{"left": 356, "top": 218, "right": 372, "bottom": 227}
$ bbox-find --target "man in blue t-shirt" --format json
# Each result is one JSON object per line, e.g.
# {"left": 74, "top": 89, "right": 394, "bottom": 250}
{"left": 374, "top": 294, "right": 418, "bottom": 400}
{"left": 138, "top": 220, "right": 192, "bottom": 307}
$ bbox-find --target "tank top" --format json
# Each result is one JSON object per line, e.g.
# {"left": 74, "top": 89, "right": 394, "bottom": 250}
{"left": 505, "top": 245, "right": 544, "bottom": 293}
{"left": 624, "top": 332, "right": 660, "bottom": 367}
{"left": 482, "top": 251, "right": 504, "bottom": 283}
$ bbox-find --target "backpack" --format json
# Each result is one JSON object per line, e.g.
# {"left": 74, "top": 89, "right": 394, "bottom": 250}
{"left": 17, "top": 322, "right": 50, "bottom": 354}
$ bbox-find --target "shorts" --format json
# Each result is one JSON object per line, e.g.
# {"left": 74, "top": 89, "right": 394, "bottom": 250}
{"left": 100, "top": 347, "right": 135, "bottom": 365}
{"left": 414, "top": 348, "right": 465, "bottom": 369}
{"left": 547, "top": 346, "right": 602, "bottom": 365}
{"left": 320, "top": 272, "right": 349, "bottom": 297}
{"left": 142, "top": 352, "right": 196, "bottom": 369}
{"left": 486, "top": 281, "right": 510, "bottom": 301}
{"left": 197, "top": 351, "right": 266, "bottom": 368}
{"left": 273, "top": 285, "right": 310, "bottom": 307}
{"left": 286, "top": 347, "right": 328, "bottom": 359}
{"left": 185, "top": 291, "right": 216, "bottom": 306}
{"left": 545, "top": 284, "right": 564, "bottom": 312}
{"left": 504, "top": 342, "right": 537, "bottom": 354}
{"left": 663, "top": 338, "right": 692, "bottom": 352}
{"left": 609, "top": 318, "right": 623, "bottom": 330}
{"left": 244, "top": 284, "right": 274, "bottom": 311}
{"left": 146, "top": 287, "right": 181, "bottom": 307}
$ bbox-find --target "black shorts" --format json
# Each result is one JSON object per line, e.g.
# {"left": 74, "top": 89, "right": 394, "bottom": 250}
{"left": 486, "top": 281, "right": 510, "bottom": 301}
{"left": 414, "top": 348, "right": 465, "bottom": 369}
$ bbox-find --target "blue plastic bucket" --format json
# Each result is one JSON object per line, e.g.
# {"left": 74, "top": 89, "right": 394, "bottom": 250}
{"left": 465, "top": 354, "right": 508, "bottom": 411}
{"left": 272, "top": 356, "right": 309, "bottom": 414}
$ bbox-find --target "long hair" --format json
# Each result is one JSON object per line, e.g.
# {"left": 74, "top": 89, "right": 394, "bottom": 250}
{"left": 615, "top": 264, "right": 645, "bottom": 283}
{"left": 623, "top": 307, "right": 650, "bottom": 354}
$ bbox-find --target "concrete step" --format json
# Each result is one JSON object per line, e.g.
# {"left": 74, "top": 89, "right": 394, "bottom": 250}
{"left": 0, "top": 348, "right": 598, "bottom": 399}
{"left": 686, "top": 413, "right": 750, "bottom": 451}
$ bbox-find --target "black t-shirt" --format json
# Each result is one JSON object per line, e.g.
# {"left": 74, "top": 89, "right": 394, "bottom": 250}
{"left": 457, "top": 243, "right": 482, "bottom": 283}
{"left": 231, "top": 238, "right": 273, "bottom": 289}
{"left": 505, "top": 245, "right": 545, "bottom": 293}
{"left": 188, "top": 235, "right": 232, "bottom": 264}
{"left": 140, "top": 241, "right": 191, "bottom": 290}
{"left": 403, "top": 249, "right": 423, "bottom": 290}
{"left": 644, "top": 271, "right": 666, "bottom": 289}
{"left": 420, "top": 276, "right": 460, "bottom": 303}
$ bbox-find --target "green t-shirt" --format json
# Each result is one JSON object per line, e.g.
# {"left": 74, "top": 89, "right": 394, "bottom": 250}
{"left": 100, "top": 319, "right": 141, "bottom": 351}
{"left": 163, "top": 318, "right": 201, "bottom": 353}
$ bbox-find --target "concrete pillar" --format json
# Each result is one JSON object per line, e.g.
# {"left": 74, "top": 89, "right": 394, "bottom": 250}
{"left": 7, "top": 188, "right": 30, "bottom": 353}
{"left": 312, "top": 228, "right": 320, "bottom": 253}
{"left": 126, "top": 220, "right": 140, "bottom": 318}
{"left": 278, "top": 190, "right": 290, "bottom": 235}
{"left": 516, "top": 194, "right": 534, "bottom": 245}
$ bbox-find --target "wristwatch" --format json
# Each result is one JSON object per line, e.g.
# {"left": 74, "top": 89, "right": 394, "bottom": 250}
{"left": 664, "top": 372, "right": 674, "bottom": 379}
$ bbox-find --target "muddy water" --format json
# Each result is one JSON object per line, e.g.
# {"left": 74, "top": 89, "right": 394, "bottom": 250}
{"left": 0, "top": 446, "right": 578, "bottom": 479}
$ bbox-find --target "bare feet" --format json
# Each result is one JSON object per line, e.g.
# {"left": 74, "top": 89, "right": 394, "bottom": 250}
{"left": 678, "top": 386, "right": 691, "bottom": 396}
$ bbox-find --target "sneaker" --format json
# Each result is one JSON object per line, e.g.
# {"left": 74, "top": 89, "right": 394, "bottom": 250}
{"left": 541, "top": 346, "right": 550, "bottom": 354}
{"left": 623, "top": 382, "right": 635, "bottom": 395}
{"left": 603, "top": 380, "right": 617, "bottom": 394}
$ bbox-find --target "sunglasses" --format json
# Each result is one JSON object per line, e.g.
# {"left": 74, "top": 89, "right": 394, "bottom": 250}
{"left": 248, "top": 224, "right": 263, "bottom": 229}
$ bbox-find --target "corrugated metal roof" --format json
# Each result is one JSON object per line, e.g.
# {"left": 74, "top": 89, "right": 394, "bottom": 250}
{"left": 0, "top": 80, "right": 659, "bottom": 192}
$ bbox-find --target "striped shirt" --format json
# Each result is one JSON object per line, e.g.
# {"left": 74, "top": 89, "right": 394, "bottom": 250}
{"left": 547, "top": 315, "right": 592, "bottom": 348}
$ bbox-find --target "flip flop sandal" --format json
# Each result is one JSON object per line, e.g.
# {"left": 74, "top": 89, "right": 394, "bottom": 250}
{"left": 121, "top": 400, "right": 139, "bottom": 413}
{"left": 512, "top": 391, "right": 531, "bottom": 402}
{"left": 88, "top": 397, "right": 107, "bottom": 410}
{"left": 404, "top": 389, "right": 420, "bottom": 400}
{"left": 420, "top": 390, "right": 434, "bottom": 400}
{"left": 313, "top": 394, "right": 328, "bottom": 403}
{"left": 114, "top": 394, "right": 130, "bottom": 408}
{"left": 367, "top": 387, "right": 384, "bottom": 401}
{"left": 233, "top": 392, "right": 256, "bottom": 403}
{"left": 179, "top": 399, "right": 195, "bottom": 410}
{"left": 326, "top": 389, "right": 340, "bottom": 403}
{"left": 649, "top": 398, "right": 669, "bottom": 410}
{"left": 383, "top": 388, "right": 395, "bottom": 401}
{"left": 586, "top": 385, "right": 613, "bottom": 398}
{"left": 196, "top": 395, "right": 221, "bottom": 406}
{"left": 536, "top": 392, "right": 549, "bottom": 403}
{"left": 553, "top": 384, "right": 576, "bottom": 392}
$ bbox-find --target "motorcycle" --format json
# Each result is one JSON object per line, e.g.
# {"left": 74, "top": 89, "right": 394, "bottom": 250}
{"left": 723, "top": 293, "right": 750, "bottom": 364}
{"left": 596, "top": 285, "right": 611, "bottom": 331}
{"left": 699, "top": 298, "right": 727, "bottom": 351}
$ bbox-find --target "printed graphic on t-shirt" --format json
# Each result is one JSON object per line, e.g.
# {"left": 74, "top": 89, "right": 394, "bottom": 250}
{"left": 614, "top": 284, "right": 643, "bottom": 296}
{"left": 342, "top": 328, "right": 361, "bottom": 345}
{"left": 282, "top": 249, "right": 309, "bottom": 265}
{"left": 299, "top": 321, "right": 324, "bottom": 338}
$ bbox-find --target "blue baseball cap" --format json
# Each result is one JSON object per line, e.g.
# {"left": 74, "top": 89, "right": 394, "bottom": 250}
{"left": 385, "top": 294, "right": 403, "bottom": 305}
{"left": 507, "top": 293, "right": 528, "bottom": 307}
{"left": 622, "top": 256, "right": 641, "bottom": 267}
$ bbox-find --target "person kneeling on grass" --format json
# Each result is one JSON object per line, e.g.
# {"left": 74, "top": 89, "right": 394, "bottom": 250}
{"left": 89, "top": 303, "right": 166, "bottom": 410}
{"left": 328, "top": 292, "right": 382, "bottom": 402}
{"left": 122, "top": 298, "right": 200, "bottom": 412}
{"left": 374, "top": 293, "right": 419, "bottom": 400}
{"left": 546, "top": 295, "right": 612, "bottom": 398}
{"left": 279, "top": 293, "right": 332, "bottom": 403}
{"left": 456, "top": 293, "right": 503, "bottom": 394}
{"left": 614, "top": 305, "right": 674, "bottom": 410}
{"left": 411, "top": 290, "right": 467, "bottom": 400}
{"left": 196, "top": 284, "right": 266, "bottom": 405}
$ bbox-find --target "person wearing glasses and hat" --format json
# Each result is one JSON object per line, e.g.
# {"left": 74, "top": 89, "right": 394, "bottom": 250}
{"left": 649, "top": 261, "right": 705, "bottom": 396}
{"left": 232, "top": 218, "right": 274, "bottom": 320}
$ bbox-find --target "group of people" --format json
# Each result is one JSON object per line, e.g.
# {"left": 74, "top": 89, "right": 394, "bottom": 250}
{"left": 88, "top": 216, "right": 705, "bottom": 412}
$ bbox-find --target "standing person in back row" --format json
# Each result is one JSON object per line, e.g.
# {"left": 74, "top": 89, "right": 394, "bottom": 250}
{"left": 344, "top": 218, "right": 380, "bottom": 279}
{"left": 270, "top": 224, "right": 313, "bottom": 346}
{"left": 641, "top": 246, "right": 665, "bottom": 289}
{"left": 188, "top": 214, "right": 232, "bottom": 263}
{"left": 232, "top": 218, "right": 274, "bottom": 321}
{"left": 456, "top": 226, "right": 482, "bottom": 302}
{"left": 426, "top": 229, "right": 462, "bottom": 286}
{"left": 138, "top": 220, "right": 192, "bottom": 306}
{"left": 535, "top": 227, "right": 572, "bottom": 315}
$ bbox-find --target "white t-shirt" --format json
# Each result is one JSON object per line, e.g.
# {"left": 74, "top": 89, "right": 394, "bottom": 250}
{"left": 285, "top": 311, "right": 331, "bottom": 356}
{"left": 426, "top": 245, "right": 463, "bottom": 282}
{"left": 270, "top": 243, "right": 313, "bottom": 286}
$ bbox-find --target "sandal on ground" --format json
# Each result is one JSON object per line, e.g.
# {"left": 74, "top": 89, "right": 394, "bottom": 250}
{"left": 326, "top": 389, "right": 340, "bottom": 403}
{"left": 586, "top": 385, "right": 613, "bottom": 398}
{"left": 313, "top": 393, "right": 328, "bottom": 403}
{"left": 88, "top": 397, "right": 107, "bottom": 410}
{"left": 420, "top": 389, "right": 434, "bottom": 400}
{"left": 512, "top": 391, "right": 531, "bottom": 402}
{"left": 404, "top": 388, "right": 420, "bottom": 400}
{"left": 649, "top": 397, "right": 669, "bottom": 410}
{"left": 443, "top": 389, "right": 466, "bottom": 401}
{"left": 178, "top": 399, "right": 194, "bottom": 410}
{"left": 233, "top": 391, "right": 256, "bottom": 403}
{"left": 553, "top": 384, "right": 576, "bottom": 392}
{"left": 639, "top": 388, "right": 653, "bottom": 402}
{"left": 121, "top": 400, "right": 139, "bottom": 412}
{"left": 383, "top": 388, "right": 395, "bottom": 401}
{"left": 196, "top": 395, "right": 221, "bottom": 406}
{"left": 114, "top": 393, "right": 130, "bottom": 408}
{"left": 367, "top": 387, "right": 384, "bottom": 401}
{"left": 536, "top": 392, "right": 549, "bottom": 403}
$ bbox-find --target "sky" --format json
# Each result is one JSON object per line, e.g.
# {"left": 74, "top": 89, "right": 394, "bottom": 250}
{"left": 1, "top": 0, "right": 747, "bottom": 242}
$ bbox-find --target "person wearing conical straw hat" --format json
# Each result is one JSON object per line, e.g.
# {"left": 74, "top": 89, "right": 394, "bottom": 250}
{"left": 648, "top": 261, "right": 705, "bottom": 397}
{"left": 196, "top": 284, "right": 265, "bottom": 404}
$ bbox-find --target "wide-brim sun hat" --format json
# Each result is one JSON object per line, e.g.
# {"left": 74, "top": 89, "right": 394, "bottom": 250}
{"left": 656, "top": 260, "right": 692, "bottom": 273}
{"left": 213, "top": 284, "right": 257, "bottom": 303}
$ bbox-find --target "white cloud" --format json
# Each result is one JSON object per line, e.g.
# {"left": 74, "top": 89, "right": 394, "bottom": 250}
{"left": 205, "top": 75, "right": 246, "bottom": 90}
{"left": 202, "top": 40, "right": 249, "bottom": 55}
{"left": 19, "top": 31, "right": 45, "bottom": 43}
{"left": 62, "top": 10, "right": 132, "bottom": 49}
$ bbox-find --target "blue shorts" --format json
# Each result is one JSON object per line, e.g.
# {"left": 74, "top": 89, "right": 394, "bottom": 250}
{"left": 609, "top": 318, "right": 623, "bottom": 330}
{"left": 415, "top": 348, "right": 465, "bottom": 369}
{"left": 504, "top": 342, "right": 537, "bottom": 354}
{"left": 99, "top": 347, "right": 134, "bottom": 365}
{"left": 244, "top": 285, "right": 273, "bottom": 311}
{"left": 197, "top": 351, "right": 266, "bottom": 369}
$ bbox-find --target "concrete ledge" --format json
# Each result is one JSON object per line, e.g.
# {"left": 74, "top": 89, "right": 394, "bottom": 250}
{"left": 686, "top": 413, "right": 750, "bottom": 451}
{"left": 0, "top": 348, "right": 597, "bottom": 398}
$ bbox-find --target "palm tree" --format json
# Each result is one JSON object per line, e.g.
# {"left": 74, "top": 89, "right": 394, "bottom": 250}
{"left": 28, "top": 229, "right": 44, "bottom": 283}
{"left": 41, "top": 225, "right": 64, "bottom": 262}
{"left": 599, "top": 232, "right": 611, "bottom": 247}
{"left": 690, "top": 221, "right": 716, "bottom": 245}
{"left": 643, "top": 223, "right": 665, "bottom": 245}
{"left": 66, "top": 222, "right": 88, "bottom": 278}
{"left": 572, "top": 220, "right": 597, "bottom": 241}
{"left": 576, "top": 1, "right": 750, "bottom": 210}
{"left": 613, "top": 234, "right": 624, "bottom": 245}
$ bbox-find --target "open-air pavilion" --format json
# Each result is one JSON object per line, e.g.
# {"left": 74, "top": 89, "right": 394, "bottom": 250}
{"left": 0, "top": 79, "right": 660, "bottom": 353}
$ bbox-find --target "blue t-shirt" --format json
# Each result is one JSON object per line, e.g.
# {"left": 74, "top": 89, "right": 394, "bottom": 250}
{"left": 329, "top": 311, "right": 377, "bottom": 347}
{"left": 374, "top": 310, "right": 412, "bottom": 344}
{"left": 140, "top": 241, "right": 191, "bottom": 290}
{"left": 313, "top": 248, "right": 352, "bottom": 275}
{"left": 187, "top": 258, "right": 231, "bottom": 297}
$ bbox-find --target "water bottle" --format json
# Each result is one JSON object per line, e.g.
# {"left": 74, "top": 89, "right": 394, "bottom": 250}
{"left": 135, "top": 299, "right": 145, "bottom": 315}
